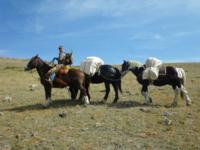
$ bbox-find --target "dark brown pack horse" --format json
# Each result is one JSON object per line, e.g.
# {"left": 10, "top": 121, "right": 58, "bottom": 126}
{"left": 25, "top": 55, "right": 89, "bottom": 107}
{"left": 121, "top": 60, "right": 191, "bottom": 106}
{"left": 85, "top": 65, "right": 122, "bottom": 103}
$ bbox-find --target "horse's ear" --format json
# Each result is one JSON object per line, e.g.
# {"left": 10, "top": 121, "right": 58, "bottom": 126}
{"left": 36, "top": 54, "right": 39, "bottom": 58}
{"left": 70, "top": 50, "right": 73, "bottom": 56}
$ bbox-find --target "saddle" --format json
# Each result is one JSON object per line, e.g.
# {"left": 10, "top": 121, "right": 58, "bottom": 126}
{"left": 57, "top": 66, "right": 70, "bottom": 75}
{"left": 159, "top": 66, "right": 167, "bottom": 76}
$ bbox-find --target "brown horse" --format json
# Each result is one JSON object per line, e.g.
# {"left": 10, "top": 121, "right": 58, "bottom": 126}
{"left": 25, "top": 55, "right": 89, "bottom": 107}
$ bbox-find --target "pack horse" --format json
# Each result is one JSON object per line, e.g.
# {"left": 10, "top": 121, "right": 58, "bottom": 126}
{"left": 121, "top": 58, "right": 191, "bottom": 106}
{"left": 80, "top": 56, "right": 122, "bottom": 103}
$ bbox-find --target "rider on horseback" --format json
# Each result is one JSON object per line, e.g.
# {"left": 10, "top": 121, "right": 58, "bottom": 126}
{"left": 46, "top": 46, "right": 71, "bottom": 86}
{"left": 50, "top": 45, "right": 66, "bottom": 64}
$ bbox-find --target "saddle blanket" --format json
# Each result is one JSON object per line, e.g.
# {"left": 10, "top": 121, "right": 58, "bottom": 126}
{"left": 80, "top": 56, "right": 104, "bottom": 76}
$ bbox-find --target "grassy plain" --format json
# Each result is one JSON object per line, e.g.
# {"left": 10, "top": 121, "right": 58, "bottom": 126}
{"left": 0, "top": 57, "right": 200, "bottom": 150}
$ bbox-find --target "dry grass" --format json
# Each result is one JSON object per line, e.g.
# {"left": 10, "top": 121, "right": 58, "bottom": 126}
{"left": 0, "top": 58, "right": 200, "bottom": 150}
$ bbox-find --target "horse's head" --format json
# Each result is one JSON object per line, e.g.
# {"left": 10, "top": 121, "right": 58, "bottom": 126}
{"left": 25, "top": 55, "right": 41, "bottom": 71}
{"left": 121, "top": 60, "right": 130, "bottom": 73}
{"left": 121, "top": 60, "right": 143, "bottom": 76}
{"left": 64, "top": 52, "right": 73, "bottom": 66}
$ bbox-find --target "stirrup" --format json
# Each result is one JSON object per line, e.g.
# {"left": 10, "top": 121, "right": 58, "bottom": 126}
{"left": 49, "top": 80, "right": 53, "bottom": 87}
{"left": 45, "top": 78, "right": 53, "bottom": 87}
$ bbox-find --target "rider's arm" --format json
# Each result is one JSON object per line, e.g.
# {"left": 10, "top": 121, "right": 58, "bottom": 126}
{"left": 59, "top": 52, "right": 65, "bottom": 61}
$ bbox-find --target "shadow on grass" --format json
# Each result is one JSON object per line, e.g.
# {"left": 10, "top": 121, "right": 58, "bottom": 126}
{"left": 1, "top": 100, "right": 165, "bottom": 112}
{"left": 107, "top": 100, "right": 143, "bottom": 109}
{"left": 90, "top": 101, "right": 105, "bottom": 106}
{"left": 0, "top": 99, "right": 82, "bottom": 112}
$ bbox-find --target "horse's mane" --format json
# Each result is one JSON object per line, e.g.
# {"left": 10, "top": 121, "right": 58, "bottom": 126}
{"left": 127, "top": 60, "right": 142, "bottom": 68}
{"left": 37, "top": 56, "right": 52, "bottom": 69}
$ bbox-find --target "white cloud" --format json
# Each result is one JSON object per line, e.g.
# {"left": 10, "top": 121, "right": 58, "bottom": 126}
{"left": 187, "top": 0, "right": 200, "bottom": 12}
{"left": 0, "top": 50, "right": 8, "bottom": 54}
{"left": 36, "top": 0, "right": 200, "bottom": 20}
{"left": 173, "top": 30, "right": 200, "bottom": 37}
{"left": 153, "top": 34, "right": 162, "bottom": 40}
{"left": 25, "top": 23, "right": 45, "bottom": 34}
{"left": 38, "top": 0, "right": 144, "bottom": 18}
{"left": 9, "top": 0, "right": 200, "bottom": 36}
{"left": 130, "top": 33, "right": 162, "bottom": 41}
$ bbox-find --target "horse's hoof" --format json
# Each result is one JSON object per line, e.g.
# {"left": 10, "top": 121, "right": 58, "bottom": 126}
{"left": 101, "top": 99, "right": 107, "bottom": 104}
{"left": 100, "top": 101, "right": 105, "bottom": 104}
{"left": 171, "top": 103, "right": 177, "bottom": 107}
{"left": 186, "top": 102, "right": 191, "bottom": 106}
{"left": 149, "top": 97, "right": 153, "bottom": 103}
{"left": 112, "top": 100, "right": 118, "bottom": 104}
{"left": 142, "top": 103, "right": 150, "bottom": 106}
{"left": 42, "top": 104, "right": 49, "bottom": 108}
{"left": 43, "top": 100, "right": 52, "bottom": 108}
{"left": 82, "top": 96, "right": 90, "bottom": 105}
{"left": 83, "top": 104, "right": 88, "bottom": 107}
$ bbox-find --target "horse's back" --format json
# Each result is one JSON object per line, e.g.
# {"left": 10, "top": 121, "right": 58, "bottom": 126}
{"left": 100, "top": 65, "right": 121, "bottom": 80}
{"left": 68, "top": 68, "right": 84, "bottom": 76}
{"left": 166, "top": 66, "right": 178, "bottom": 76}
{"left": 59, "top": 68, "right": 85, "bottom": 83}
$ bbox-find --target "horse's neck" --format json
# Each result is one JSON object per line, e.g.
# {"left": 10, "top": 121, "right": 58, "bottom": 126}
{"left": 130, "top": 67, "right": 141, "bottom": 76}
{"left": 36, "top": 61, "right": 51, "bottom": 78}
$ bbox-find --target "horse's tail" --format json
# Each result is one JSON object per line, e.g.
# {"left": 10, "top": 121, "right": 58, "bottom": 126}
{"left": 180, "top": 68, "right": 186, "bottom": 86}
{"left": 180, "top": 89, "right": 184, "bottom": 99}
{"left": 116, "top": 70, "right": 123, "bottom": 93}
{"left": 178, "top": 68, "right": 186, "bottom": 99}
{"left": 118, "top": 80, "right": 123, "bottom": 93}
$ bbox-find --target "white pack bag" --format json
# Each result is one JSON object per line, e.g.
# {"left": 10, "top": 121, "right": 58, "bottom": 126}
{"left": 145, "top": 57, "right": 162, "bottom": 68}
{"left": 143, "top": 67, "right": 159, "bottom": 80}
{"left": 80, "top": 56, "right": 104, "bottom": 76}
{"left": 143, "top": 57, "right": 162, "bottom": 80}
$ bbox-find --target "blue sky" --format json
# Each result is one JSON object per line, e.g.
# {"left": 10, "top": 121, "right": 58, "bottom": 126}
{"left": 0, "top": 0, "right": 200, "bottom": 64}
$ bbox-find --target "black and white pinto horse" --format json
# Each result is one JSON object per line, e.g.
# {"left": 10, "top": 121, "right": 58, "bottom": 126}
{"left": 85, "top": 65, "right": 122, "bottom": 103}
{"left": 121, "top": 60, "right": 191, "bottom": 106}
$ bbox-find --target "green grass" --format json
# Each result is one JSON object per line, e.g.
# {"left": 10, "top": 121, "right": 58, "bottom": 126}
{"left": 0, "top": 58, "right": 200, "bottom": 150}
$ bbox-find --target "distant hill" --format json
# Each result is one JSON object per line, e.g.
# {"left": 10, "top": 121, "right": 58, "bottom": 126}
{"left": 0, "top": 57, "right": 200, "bottom": 70}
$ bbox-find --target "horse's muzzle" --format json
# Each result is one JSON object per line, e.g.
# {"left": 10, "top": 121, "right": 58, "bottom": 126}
{"left": 24, "top": 67, "right": 30, "bottom": 71}
{"left": 120, "top": 70, "right": 128, "bottom": 77}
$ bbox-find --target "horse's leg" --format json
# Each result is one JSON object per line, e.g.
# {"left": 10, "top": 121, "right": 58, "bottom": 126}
{"left": 85, "top": 80, "right": 91, "bottom": 100}
{"left": 78, "top": 90, "right": 83, "bottom": 101}
{"left": 141, "top": 85, "right": 150, "bottom": 105}
{"left": 54, "top": 77, "right": 68, "bottom": 87}
{"left": 112, "top": 82, "right": 119, "bottom": 103}
{"left": 180, "top": 85, "right": 191, "bottom": 106}
{"left": 78, "top": 83, "right": 89, "bottom": 105}
{"left": 43, "top": 85, "right": 52, "bottom": 107}
{"left": 69, "top": 86, "right": 78, "bottom": 100}
{"left": 102, "top": 81, "right": 110, "bottom": 103}
{"left": 171, "top": 85, "right": 180, "bottom": 107}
